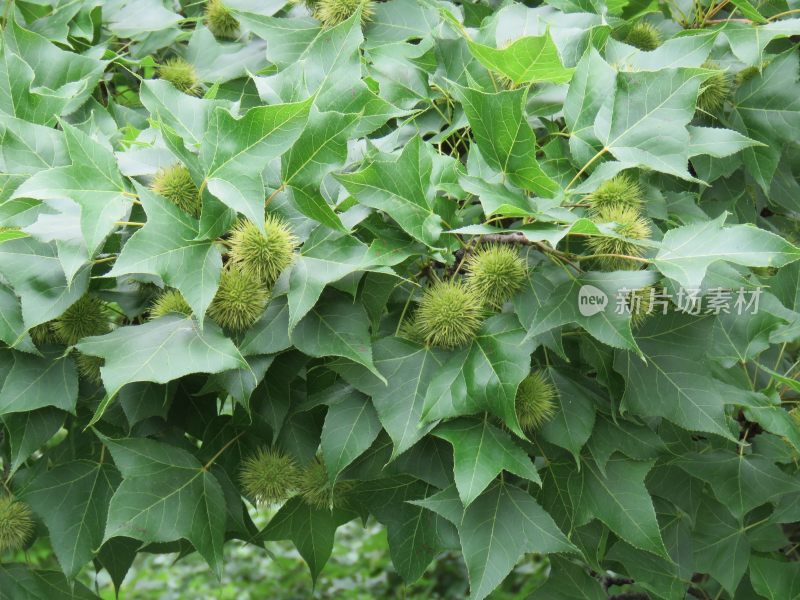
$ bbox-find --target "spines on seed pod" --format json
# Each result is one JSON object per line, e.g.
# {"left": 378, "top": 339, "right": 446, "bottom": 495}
{"left": 0, "top": 496, "right": 34, "bottom": 553}
{"left": 515, "top": 370, "right": 557, "bottom": 433}
{"left": 151, "top": 165, "right": 201, "bottom": 218}
{"left": 415, "top": 279, "right": 484, "bottom": 349}
{"left": 206, "top": 0, "right": 240, "bottom": 39}
{"left": 207, "top": 267, "right": 269, "bottom": 332}
{"left": 227, "top": 216, "right": 299, "bottom": 286}
{"left": 314, "top": 0, "right": 374, "bottom": 27}
{"left": 157, "top": 58, "right": 201, "bottom": 96}
{"left": 697, "top": 61, "right": 731, "bottom": 116}
{"left": 624, "top": 22, "right": 661, "bottom": 51}
{"left": 240, "top": 448, "right": 301, "bottom": 506}
{"left": 149, "top": 290, "right": 193, "bottom": 319}
{"left": 465, "top": 245, "right": 527, "bottom": 309}
{"left": 586, "top": 175, "right": 643, "bottom": 216}
{"left": 298, "top": 458, "right": 353, "bottom": 510}
{"left": 76, "top": 353, "right": 104, "bottom": 384}
{"left": 587, "top": 205, "right": 651, "bottom": 271}
{"left": 51, "top": 295, "right": 110, "bottom": 346}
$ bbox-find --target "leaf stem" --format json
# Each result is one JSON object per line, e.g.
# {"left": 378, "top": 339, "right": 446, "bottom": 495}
{"left": 565, "top": 147, "right": 608, "bottom": 191}
{"left": 203, "top": 431, "right": 245, "bottom": 471}
{"left": 115, "top": 221, "right": 145, "bottom": 227}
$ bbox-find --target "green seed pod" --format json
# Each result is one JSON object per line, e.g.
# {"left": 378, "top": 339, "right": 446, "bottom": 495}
{"left": 157, "top": 58, "right": 201, "bottom": 96}
{"left": 397, "top": 314, "right": 427, "bottom": 345}
{"left": 51, "top": 295, "right": 110, "bottom": 346}
{"left": 149, "top": 290, "right": 193, "bottom": 320}
{"left": 415, "top": 280, "right": 484, "bottom": 349}
{"left": 76, "top": 353, "right": 104, "bottom": 384}
{"left": 697, "top": 62, "right": 731, "bottom": 116}
{"left": 624, "top": 22, "right": 661, "bottom": 51}
{"left": 587, "top": 206, "right": 651, "bottom": 271}
{"left": 465, "top": 245, "right": 527, "bottom": 309}
{"left": 0, "top": 496, "right": 34, "bottom": 553}
{"left": 586, "top": 174, "right": 643, "bottom": 216}
{"left": 298, "top": 458, "right": 353, "bottom": 510}
{"left": 314, "top": 0, "right": 374, "bottom": 27}
{"left": 735, "top": 65, "right": 760, "bottom": 87}
{"left": 205, "top": 0, "right": 240, "bottom": 39}
{"left": 515, "top": 370, "right": 557, "bottom": 433}
{"left": 207, "top": 267, "right": 268, "bottom": 332}
{"left": 627, "top": 286, "right": 657, "bottom": 328}
{"left": 151, "top": 165, "right": 201, "bottom": 218}
{"left": 227, "top": 216, "right": 299, "bottom": 286}
{"left": 790, "top": 407, "right": 800, "bottom": 429}
{"left": 29, "top": 322, "right": 57, "bottom": 347}
{"left": 240, "top": 448, "right": 301, "bottom": 505}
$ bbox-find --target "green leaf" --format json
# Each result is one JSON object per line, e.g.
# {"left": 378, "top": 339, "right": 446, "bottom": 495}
{"left": 1, "top": 407, "right": 64, "bottom": 475}
{"left": 454, "top": 84, "right": 559, "bottom": 197}
{"left": 528, "top": 556, "right": 606, "bottom": 599}
{"left": 514, "top": 268, "right": 657, "bottom": 354}
{"left": 539, "top": 368, "right": 598, "bottom": 463}
{"left": 423, "top": 314, "right": 536, "bottom": 436}
{"left": 675, "top": 450, "right": 800, "bottom": 520}
{"left": 336, "top": 137, "right": 443, "bottom": 246}
{"left": 107, "top": 184, "right": 222, "bottom": 322}
{"left": 76, "top": 315, "right": 247, "bottom": 423}
{"left": 320, "top": 392, "right": 382, "bottom": 481}
{"left": 0, "top": 237, "right": 89, "bottom": 330}
{"left": 692, "top": 496, "right": 750, "bottom": 593}
{"left": 615, "top": 312, "right": 754, "bottom": 440}
{"left": 654, "top": 213, "right": 800, "bottom": 289}
{"left": 240, "top": 295, "right": 291, "bottom": 356}
{"left": 101, "top": 435, "right": 227, "bottom": 578}
{"left": 596, "top": 68, "right": 708, "bottom": 180}
{"left": 0, "top": 282, "right": 36, "bottom": 352}
{"left": 12, "top": 122, "right": 130, "bottom": 259}
{"left": 0, "top": 350, "right": 77, "bottom": 417}
{"left": 433, "top": 416, "right": 540, "bottom": 507}
{"left": 467, "top": 33, "right": 574, "bottom": 86}
{"left": 24, "top": 461, "right": 120, "bottom": 578}
{"left": 199, "top": 99, "right": 312, "bottom": 227}
{"left": 730, "top": 50, "right": 800, "bottom": 191}
{"left": 261, "top": 497, "right": 351, "bottom": 582}
{"left": 292, "top": 293, "right": 383, "bottom": 380}
{"left": 458, "top": 481, "right": 575, "bottom": 600}
{"left": 0, "top": 564, "right": 99, "bottom": 599}
{"left": 576, "top": 457, "right": 667, "bottom": 559}
{"left": 749, "top": 556, "right": 800, "bottom": 599}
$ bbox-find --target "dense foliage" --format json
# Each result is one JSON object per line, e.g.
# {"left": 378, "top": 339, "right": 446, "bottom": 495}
{"left": 1, "top": 0, "right": 800, "bottom": 598}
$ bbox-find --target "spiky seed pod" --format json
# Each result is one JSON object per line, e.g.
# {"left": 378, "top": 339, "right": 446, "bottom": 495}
{"left": 0, "top": 496, "right": 34, "bottom": 552}
{"left": 76, "top": 353, "right": 104, "bottom": 384}
{"left": 587, "top": 206, "right": 651, "bottom": 271}
{"left": 465, "top": 245, "right": 527, "bottom": 309}
{"left": 205, "top": 0, "right": 240, "bottom": 39}
{"left": 157, "top": 58, "right": 201, "bottom": 96}
{"left": 151, "top": 165, "right": 201, "bottom": 218}
{"left": 697, "top": 62, "right": 731, "bottom": 115}
{"left": 586, "top": 175, "right": 643, "bottom": 216}
{"left": 149, "top": 290, "right": 193, "bottom": 320}
{"left": 29, "top": 322, "right": 57, "bottom": 347}
{"left": 51, "top": 296, "right": 110, "bottom": 346}
{"left": 398, "top": 314, "right": 427, "bottom": 345}
{"left": 624, "top": 22, "right": 661, "bottom": 51}
{"left": 627, "top": 286, "right": 657, "bottom": 328}
{"left": 298, "top": 458, "right": 353, "bottom": 510}
{"left": 207, "top": 267, "right": 268, "bottom": 332}
{"left": 227, "top": 216, "right": 299, "bottom": 286}
{"left": 735, "top": 65, "right": 760, "bottom": 87}
{"left": 415, "top": 280, "right": 484, "bottom": 349}
{"left": 515, "top": 371, "right": 557, "bottom": 433}
{"left": 313, "top": 0, "right": 374, "bottom": 27}
{"left": 240, "top": 448, "right": 301, "bottom": 505}
{"left": 790, "top": 407, "right": 800, "bottom": 429}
